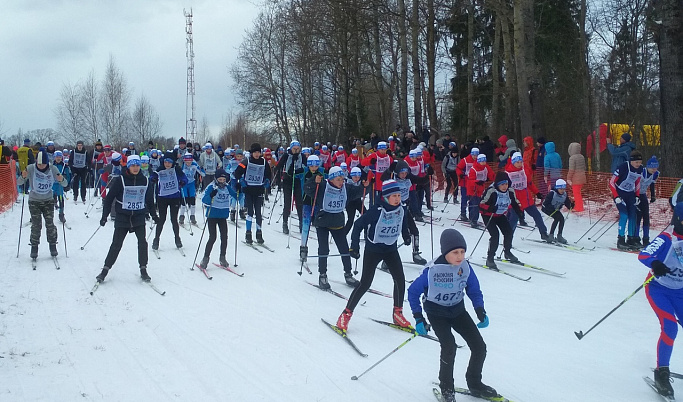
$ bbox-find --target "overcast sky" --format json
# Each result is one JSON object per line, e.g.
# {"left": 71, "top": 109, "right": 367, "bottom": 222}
{"left": 0, "top": 0, "right": 260, "bottom": 143}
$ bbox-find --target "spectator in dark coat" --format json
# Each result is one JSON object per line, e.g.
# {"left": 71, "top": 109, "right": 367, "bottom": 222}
{"left": 478, "top": 136, "right": 496, "bottom": 163}
{"left": 607, "top": 132, "right": 636, "bottom": 173}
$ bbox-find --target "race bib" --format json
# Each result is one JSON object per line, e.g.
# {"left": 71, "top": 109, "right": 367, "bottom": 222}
{"left": 33, "top": 169, "right": 54, "bottom": 195}
{"left": 396, "top": 178, "right": 411, "bottom": 202}
{"left": 372, "top": 206, "right": 404, "bottom": 245}
{"left": 204, "top": 155, "right": 217, "bottom": 173}
{"left": 245, "top": 162, "right": 265, "bottom": 186}
{"left": 73, "top": 152, "right": 87, "bottom": 168}
{"left": 464, "top": 162, "right": 473, "bottom": 176}
{"left": 322, "top": 183, "right": 347, "bottom": 213}
{"left": 475, "top": 168, "right": 488, "bottom": 181}
{"left": 376, "top": 156, "right": 391, "bottom": 173}
{"left": 508, "top": 169, "right": 527, "bottom": 191}
{"left": 494, "top": 190, "right": 511, "bottom": 214}
{"left": 211, "top": 185, "right": 232, "bottom": 209}
{"left": 426, "top": 263, "right": 469, "bottom": 306}
{"left": 349, "top": 158, "right": 360, "bottom": 169}
{"left": 617, "top": 167, "right": 640, "bottom": 193}
{"left": 121, "top": 177, "right": 148, "bottom": 211}
{"left": 158, "top": 168, "right": 179, "bottom": 196}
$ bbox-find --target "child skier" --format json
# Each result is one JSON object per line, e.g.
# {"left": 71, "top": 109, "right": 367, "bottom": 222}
{"left": 479, "top": 171, "right": 523, "bottom": 268}
{"left": 609, "top": 150, "right": 644, "bottom": 250}
{"left": 466, "top": 154, "right": 495, "bottom": 228}
{"left": 343, "top": 167, "right": 367, "bottom": 235}
{"left": 336, "top": 180, "right": 412, "bottom": 331}
{"left": 638, "top": 216, "right": 683, "bottom": 399}
{"left": 180, "top": 152, "right": 205, "bottom": 226}
{"left": 456, "top": 147, "right": 479, "bottom": 221}
{"left": 199, "top": 169, "right": 238, "bottom": 268}
{"left": 150, "top": 151, "right": 188, "bottom": 251}
{"left": 505, "top": 152, "right": 549, "bottom": 240}
{"left": 305, "top": 166, "right": 358, "bottom": 288}
{"left": 300, "top": 155, "right": 324, "bottom": 261}
{"left": 442, "top": 146, "right": 460, "bottom": 204}
{"left": 17, "top": 150, "right": 68, "bottom": 258}
{"left": 96, "top": 155, "right": 158, "bottom": 283}
{"left": 51, "top": 151, "right": 71, "bottom": 224}
{"left": 233, "top": 143, "right": 272, "bottom": 245}
{"left": 408, "top": 229, "right": 497, "bottom": 402}
{"left": 541, "top": 179, "right": 575, "bottom": 244}
{"left": 226, "top": 149, "right": 247, "bottom": 223}
{"left": 637, "top": 156, "right": 659, "bottom": 246}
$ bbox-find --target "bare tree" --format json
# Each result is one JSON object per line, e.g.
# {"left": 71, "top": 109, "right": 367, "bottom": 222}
{"left": 130, "top": 94, "right": 162, "bottom": 147}
{"left": 79, "top": 70, "right": 101, "bottom": 144}
{"left": 198, "top": 115, "right": 211, "bottom": 146}
{"left": 25, "top": 128, "right": 60, "bottom": 146}
{"left": 100, "top": 55, "right": 131, "bottom": 147}
{"left": 55, "top": 81, "right": 82, "bottom": 146}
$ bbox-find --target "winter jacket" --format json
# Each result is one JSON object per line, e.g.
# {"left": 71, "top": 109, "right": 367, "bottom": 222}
{"left": 456, "top": 155, "right": 477, "bottom": 188}
{"left": 479, "top": 182, "right": 522, "bottom": 217}
{"left": 150, "top": 165, "right": 188, "bottom": 199}
{"left": 542, "top": 188, "right": 573, "bottom": 214}
{"left": 350, "top": 199, "right": 411, "bottom": 253}
{"left": 566, "top": 142, "right": 586, "bottom": 186}
{"left": 607, "top": 141, "right": 636, "bottom": 173}
{"left": 479, "top": 139, "right": 496, "bottom": 163}
{"left": 361, "top": 151, "right": 393, "bottom": 191}
{"left": 495, "top": 135, "right": 508, "bottom": 157}
{"left": 522, "top": 136, "right": 537, "bottom": 171}
{"left": 498, "top": 138, "right": 519, "bottom": 166}
{"left": 609, "top": 161, "right": 642, "bottom": 198}
{"left": 17, "top": 164, "right": 68, "bottom": 202}
{"left": 101, "top": 169, "right": 157, "bottom": 229}
{"left": 275, "top": 150, "right": 306, "bottom": 184}
{"left": 505, "top": 163, "right": 539, "bottom": 210}
{"left": 466, "top": 162, "right": 494, "bottom": 198}
{"left": 442, "top": 153, "right": 459, "bottom": 173}
{"left": 302, "top": 169, "right": 326, "bottom": 206}
{"left": 543, "top": 142, "right": 562, "bottom": 181}
{"left": 52, "top": 161, "right": 71, "bottom": 197}
{"left": 202, "top": 182, "right": 238, "bottom": 219}
{"left": 233, "top": 156, "right": 272, "bottom": 197}
{"left": 535, "top": 144, "right": 546, "bottom": 172}
{"left": 305, "top": 179, "right": 351, "bottom": 229}
{"left": 199, "top": 150, "right": 222, "bottom": 174}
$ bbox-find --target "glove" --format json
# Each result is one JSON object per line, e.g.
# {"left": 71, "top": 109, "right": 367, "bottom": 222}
{"left": 475, "top": 307, "right": 488, "bottom": 328}
{"left": 240, "top": 178, "right": 247, "bottom": 187}
{"left": 349, "top": 248, "right": 360, "bottom": 260}
{"left": 536, "top": 193, "right": 544, "bottom": 200}
{"left": 570, "top": 200, "right": 576, "bottom": 210}
{"left": 651, "top": 196, "right": 656, "bottom": 203}
{"left": 476, "top": 180, "right": 485, "bottom": 185}
{"left": 99, "top": 218, "right": 107, "bottom": 227}
{"left": 152, "top": 215, "right": 160, "bottom": 224}
{"left": 210, "top": 188, "right": 218, "bottom": 198}
{"left": 426, "top": 165, "right": 434, "bottom": 176}
{"left": 614, "top": 197, "right": 623, "bottom": 205}
{"left": 403, "top": 236, "right": 411, "bottom": 246}
{"left": 652, "top": 261, "right": 672, "bottom": 278}
{"left": 635, "top": 197, "right": 641, "bottom": 206}
{"left": 414, "top": 313, "right": 430, "bottom": 335}
{"left": 265, "top": 179, "right": 271, "bottom": 190}
{"left": 370, "top": 158, "right": 377, "bottom": 165}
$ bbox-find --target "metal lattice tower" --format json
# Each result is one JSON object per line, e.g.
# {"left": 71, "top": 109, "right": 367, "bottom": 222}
{"left": 184, "top": 8, "right": 197, "bottom": 144}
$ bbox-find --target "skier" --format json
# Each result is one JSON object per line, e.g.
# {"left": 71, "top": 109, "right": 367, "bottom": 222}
{"left": 336, "top": 180, "right": 412, "bottom": 331}
{"left": 96, "top": 155, "right": 158, "bottom": 283}
{"left": 637, "top": 215, "right": 683, "bottom": 399}
{"left": 199, "top": 169, "right": 238, "bottom": 268}
{"left": 179, "top": 152, "right": 205, "bottom": 226}
{"left": 479, "top": 171, "right": 523, "bottom": 268}
{"left": 636, "top": 156, "right": 659, "bottom": 247}
{"left": 609, "top": 150, "right": 644, "bottom": 250}
{"left": 101, "top": 152, "right": 126, "bottom": 220}
{"left": 148, "top": 149, "right": 161, "bottom": 172}
{"left": 442, "top": 145, "right": 460, "bottom": 204}
{"left": 274, "top": 141, "right": 306, "bottom": 234}
{"left": 140, "top": 155, "right": 150, "bottom": 177}
{"left": 408, "top": 229, "right": 497, "bottom": 402}
{"left": 362, "top": 141, "right": 393, "bottom": 206}
{"left": 541, "top": 179, "right": 575, "bottom": 244}
{"left": 199, "top": 143, "right": 222, "bottom": 190}
{"left": 305, "top": 166, "right": 358, "bottom": 288}
{"left": 51, "top": 151, "right": 71, "bottom": 224}
{"left": 466, "top": 154, "right": 495, "bottom": 228}
{"left": 69, "top": 140, "right": 89, "bottom": 204}
{"left": 150, "top": 151, "right": 188, "bottom": 251}
{"left": 300, "top": 155, "right": 324, "bottom": 261}
{"left": 343, "top": 166, "right": 368, "bottom": 235}
{"left": 346, "top": 148, "right": 361, "bottom": 170}
{"left": 456, "top": 147, "right": 479, "bottom": 221}
{"left": 233, "top": 143, "right": 272, "bottom": 244}
{"left": 505, "top": 152, "right": 549, "bottom": 240}
{"left": 17, "top": 149, "right": 68, "bottom": 258}
{"left": 226, "top": 149, "right": 246, "bottom": 223}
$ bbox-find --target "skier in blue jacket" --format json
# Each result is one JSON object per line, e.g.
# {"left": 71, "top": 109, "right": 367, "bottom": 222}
{"left": 408, "top": 229, "right": 497, "bottom": 402}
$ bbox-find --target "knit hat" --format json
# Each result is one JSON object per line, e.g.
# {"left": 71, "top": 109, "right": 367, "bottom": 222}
{"left": 314, "top": 142, "right": 320, "bottom": 147}
{"left": 621, "top": 133, "right": 632, "bottom": 142}
{"left": 183, "top": 152, "right": 193, "bottom": 161}
{"left": 511, "top": 152, "right": 523, "bottom": 164}
{"left": 24, "top": 138, "right": 31, "bottom": 145}
{"left": 630, "top": 150, "right": 643, "bottom": 161}
{"left": 377, "top": 142, "right": 388, "bottom": 150}
{"left": 250, "top": 143, "right": 262, "bottom": 153}
{"left": 350, "top": 167, "right": 362, "bottom": 177}
{"left": 127, "top": 155, "right": 141, "bottom": 166}
{"left": 235, "top": 149, "right": 244, "bottom": 155}
{"left": 449, "top": 142, "right": 456, "bottom": 148}
{"left": 129, "top": 142, "right": 135, "bottom": 147}
{"left": 36, "top": 150, "right": 49, "bottom": 165}
{"left": 302, "top": 147, "right": 311, "bottom": 155}
{"left": 95, "top": 139, "right": 103, "bottom": 146}
{"left": 440, "top": 229, "right": 467, "bottom": 256}
{"left": 179, "top": 137, "right": 186, "bottom": 144}
{"left": 307, "top": 155, "right": 320, "bottom": 167}
{"left": 111, "top": 152, "right": 122, "bottom": 162}
{"left": 163, "top": 151, "right": 175, "bottom": 163}
{"left": 217, "top": 145, "right": 223, "bottom": 152}
{"left": 47, "top": 141, "right": 55, "bottom": 147}
{"left": 555, "top": 179, "right": 567, "bottom": 189}
{"left": 477, "top": 154, "right": 487, "bottom": 162}
{"left": 328, "top": 166, "right": 345, "bottom": 180}
{"left": 76, "top": 140, "right": 84, "bottom": 145}
{"left": 104, "top": 144, "right": 112, "bottom": 150}
{"left": 338, "top": 145, "right": 344, "bottom": 151}
{"left": 494, "top": 171, "right": 510, "bottom": 187}
{"left": 215, "top": 168, "right": 228, "bottom": 180}
{"left": 395, "top": 160, "right": 410, "bottom": 174}
{"left": 409, "top": 149, "right": 419, "bottom": 157}
{"left": 381, "top": 179, "right": 401, "bottom": 197}
{"left": 54, "top": 151, "right": 63, "bottom": 158}
{"left": 536, "top": 136, "right": 547, "bottom": 145}
{"left": 351, "top": 148, "right": 358, "bottom": 155}
{"left": 290, "top": 140, "right": 300, "bottom": 148}
{"left": 471, "top": 147, "right": 480, "bottom": 156}
{"left": 647, "top": 156, "right": 659, "bottom": 169}
{"left": 322, "top": 145, "right": 328, "bottom": 151}
{"left": 141, "top": 155, "right": 150, "bottom": 163}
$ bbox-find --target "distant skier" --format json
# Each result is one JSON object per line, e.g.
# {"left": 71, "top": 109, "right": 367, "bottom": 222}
{"left": 541, "top": 179, "right": 575, "bottom": 244}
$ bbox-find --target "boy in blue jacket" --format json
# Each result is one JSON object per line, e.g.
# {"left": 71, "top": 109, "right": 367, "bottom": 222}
{"left": 408, "top": 229, "right": 497, "bottom": 402}
{"left": 52, "top": 151, "right": 71, "bottom": 224}
{"left": 200, "top": 169, "right": 238, "bottom": 268}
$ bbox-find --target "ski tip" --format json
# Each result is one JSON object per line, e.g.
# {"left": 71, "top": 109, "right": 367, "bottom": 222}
{"left": 574, "top": 331, "right": 584, "bottom": 340}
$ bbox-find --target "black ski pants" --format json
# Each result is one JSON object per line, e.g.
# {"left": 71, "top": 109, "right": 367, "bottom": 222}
{"left": 283, "top": 178, "right": 303, "bottom": 223}
{"left": 104, "top": 225, "right": 148, "bottom": 268}
{"left": 344, "top": 199, "right": 363, "bottom": 235}
{"left": 155, "top": 197, "right": 181, "bottom": 240}
{"left": 204, "top": 218, "right": 228, "bottom": 258}
{"left": 444, "top": 170, "right": 459, "bottom": 199}
{"left": 245, "top": 191, "right": 264, "bottom": 229}
{"left": 429, "top": 311, "right": 487, "bottom": 392}
{"left": 315, "top": 226, "right": 352, "bottom": 275}
{"left": 482, "top": 214, "right": 512, "bottom": 256}
{"left": 71, "top": 167, "right": 88, "bottom": 201}
{"left": 346, "top": 248, "right": 404, "bottom": 311}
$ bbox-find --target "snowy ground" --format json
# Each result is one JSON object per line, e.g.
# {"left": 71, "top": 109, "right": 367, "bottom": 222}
{"left": 0, "top": 190, "right": 678, "bottom": 402}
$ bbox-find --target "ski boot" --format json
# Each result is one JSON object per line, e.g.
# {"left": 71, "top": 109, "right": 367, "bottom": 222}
{"left": 628, "top": 236, "right": 643, "bottom": 251}
{"left": 440, "top": 389, "right": 456, "bottom": 402}
{"left": 336, "top": 308, "right": 353, "bottom": 332}
{"left": 230, "top": 210, "right": 236, "bottom": 222}
{"left": 413, "top": 252, "right": 428, "bottom": 265}
{"left": 555, "top": 234, "right": 568, "bottom": 244}
{"left": 654, "top": 366, "right": 674, "bottom": 397}
{"left": 179, "top": 215, "right": 185, "bottom": 225}
{"left": 199, "top": 256, "right": 209, "bottom": 270}
{"left": 443, "top": 196, "right": 449, "bottom": 203}
{"left": 393, "top": 307, "right": 413, "bottom": 328}
{"left": 256, "top": 230, "right": 264, "bottom": 244}
{"left": 300, "top": 245, "right": 308, "bottom": 262}
{"left": 459, "top": 214, "right": 468, "bottom": 222}
{"left": 471, "top": 221, "right": 480, "bottom": 229}
{"left": 540, "top": 232, "right": 549, "bottom": 242}
{"left": 245, "top": 230, "right": 253, "bottom": 245}
{"left": 74, "top": 198, "right": 79, "bottom": 205}
{"left": 414, "top": 214, "right": 424, "bottom": 223}
{"left": 344, "top": 272, "right": 360, "bottom": 287}
{"left": 546, "top": 234, "right": 555, "bottom": 243}
{"left": 140, "top": 266, "right": 151, "bottom": 282}
{"left": 643, "top": 236, "right": 650, "bottom": 247}
{"left": 49, "top": 243, "right": 58, "bottom": 257}
{"left": 282, "top": 221, "right": 289, "bottom": 235}
{"left": 152, "top": 237, "right": 160, "bottom": 250}
{"left": 468, "top": 382, "right": 498, "bottom": 399}
{"left": 617, "top": 235, "right": 629, "bottom": 250}
{"left": 96, "top": 266, "right": 110, "bottom": 283}
{"left": 175, "top": 236, "right": 183, "bottom": 248}
{"left": 519, "top": 219, "right": 529, "bottom": 227}
{"left": 190, "top": 215, "right": 197, "bottom": 225}
{"left": 30, "top": 244, "right": 38, "bottom": 259}
{"left": 485, "top": 253, "right": 497, "bottom": 269}
{"left": 58, "top": 213, "right": 66, "bottom": 223}
{"left": 239, "top": 208, "right": 247, "bottom": 220}
{"left": 504, "top": 249, "right": 519, "bottom": 263}
{"left": 318, "top": 273, "right": 330, "bottom": 290}
{"left": 219, "top": 255, "right": 229, "bottom": 268}
{"left": 453, "top": 197, "right": 459, "bottom": 204}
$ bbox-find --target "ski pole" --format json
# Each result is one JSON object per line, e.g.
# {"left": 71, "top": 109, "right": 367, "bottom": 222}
{"left": 351, "top": 332, "right": 418, "bottom": 380}
{"left": 308, "top": 253, "right": 350, "bottom": 258}
{"left": 429, "top": 179, "right": 434, "bottom": 260}
{"left": 146, "top": 222, "right": 157, "bottom": 241}
{"left": 575, "top": 209, "right": 610, "bottom": 243}
{"left": 62, "top": 220, "right": 68, "bottom": 258}
{"left": 521, "top": 208, "right": 560, "bottom": 240}
{"left": 191, "top": 202, "right": 212, "bottom": 271}
{"left": 575, "top": 276, "right": 655, "bottom": 340}
{"left": 234, "top": 190, "right": 239, "bottom": 267}
{"left": 467, "top": 210, "right": 496, "bottom": 259}
{"left": 16, "top": 183, "right": 26, "bottom": 258}
{"left": 80, "top": 226, "right": 101, "bottom": 250}
{"left": 299, "top": 180, "right": 320, "bottom": 276}
{"left": 286, "top": 176, "right": 296, "bottom": 249}
{"left": 180, "top": 195, "right": 193, "bottom": 236}
{"left": 590, "top": 220, "right": 618, "bottom": 242}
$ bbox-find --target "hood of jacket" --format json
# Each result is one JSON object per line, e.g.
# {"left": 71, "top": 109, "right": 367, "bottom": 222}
{"left": 506, "top": 139, "right": 517, "bottom": 149}
{"left": 523, "top": 136, "right": 534, "bottom": 149}
{"left": 545, "top": 142, "right": 556, "bottom": 154}
{"left": 498, "top": 135, "right": 508, "bottom": 146}
{"left": 568, "top": 142, "right": 581, "bottom": 156}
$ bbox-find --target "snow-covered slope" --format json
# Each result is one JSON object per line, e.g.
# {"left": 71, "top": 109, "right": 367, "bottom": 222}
{"left": 0, "top": 194, "right": 676, "bottom": 401}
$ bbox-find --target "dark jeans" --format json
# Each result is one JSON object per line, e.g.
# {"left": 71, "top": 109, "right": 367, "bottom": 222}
{"left": 204, "top": 218, "right": 228, "bottom": 258}
{"left": 482, "top": 214, "right": 512, "bottom": 256}
{"left": 429, "top": 312, "right": 487, "bottom": 392}
{"left": 346, "top": 249, "right": 404, "bottom": 311}
{"left": 445, "top": 170, "right": 459, "bottom": 199}
{"left": 315, "top": 226, "right": 352, "bottom": 274}
{"left": 245, "top": 191, "right": 264, "bottom": 230}
{"left": 104, "top": 225, "right": 148, "bottom": 268}
{"left": 72, "top": 167, "right": 88, "bottom": 201}
{"left": 155, "top": 197, "right": 181, "bottom": 239}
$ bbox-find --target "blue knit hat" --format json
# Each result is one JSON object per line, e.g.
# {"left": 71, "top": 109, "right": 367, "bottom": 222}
{"left": 382, "top": 179, "right": 401, "bottom": 197}
{"left": 647, "top": 156, "right": 659, "bottom": 169}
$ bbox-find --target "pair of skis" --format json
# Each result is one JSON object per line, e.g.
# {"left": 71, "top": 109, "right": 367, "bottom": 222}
{"left": 90, "top": 279, "right": 166, "bottom": 296}
{"left": 241, "top": 241, "right": 275, "bottom": 253}
{"left": 193, "top": 262, "right": 244, "bottom": 279}
{"left": 31, "top": 256, "right": 60, "bottom": 271}
{"left": 433, "top": 386, "right": 513, "bottom": 402}
{"left": 152, "top": 247, "right": 185, "bottom": 259}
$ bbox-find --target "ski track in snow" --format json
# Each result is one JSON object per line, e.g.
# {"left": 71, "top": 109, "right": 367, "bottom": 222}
{"left": 0, "top": 194, "right": 676, "bottom": 401}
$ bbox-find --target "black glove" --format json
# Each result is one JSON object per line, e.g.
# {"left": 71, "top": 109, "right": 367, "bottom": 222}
{"left": 651, "top": 196, "right": 656, "bottom": 203}
{"left": 426, "top": 166, "right": 434, "bottom": 176}
{"left": 152, "top": 215, "right": 160, "bottom": 224}
{"left": 476, "top": 180, "right": 485, "bottom": 185}
{"left": 570, "top": 200, "right": 576, "bottom": 210}
{"left": 99, "top": 217, "right": 107, "bottom": 227}
{"left": 536, "top": 193, "right": 544, "bottom": 200}
{"left": 475, "top": 307, "right": 487, "bottom": 322}
{"left": 403, "top": 236, "right": 411, "bottom": 246}
{"left": 370, "top": 157, "right": 377, "bottom": 165}
{"left": 652, "top": 261, "right": 671, "bottom": 277}
{"left": 210, "top": 188, "right": 218, "bottom": 198}
{"left": 349, "top": 248, "right": 360, "bottom": 260}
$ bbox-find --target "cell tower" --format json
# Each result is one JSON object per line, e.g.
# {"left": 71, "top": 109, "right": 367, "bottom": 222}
{"left": 184, "top": 8, "right": 197, "bottom": 144}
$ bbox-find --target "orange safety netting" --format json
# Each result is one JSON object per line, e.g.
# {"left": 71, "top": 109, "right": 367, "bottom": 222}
{"left": 0, "top": 162, "right": 18, "bottom": 213}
